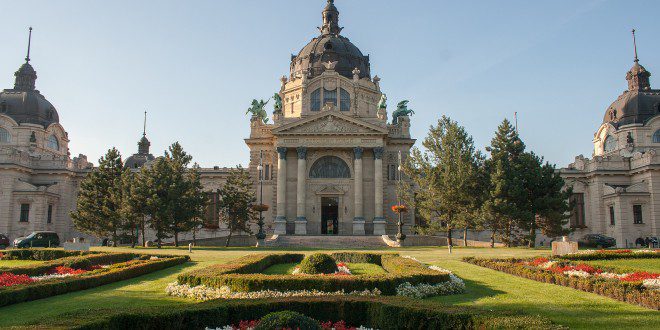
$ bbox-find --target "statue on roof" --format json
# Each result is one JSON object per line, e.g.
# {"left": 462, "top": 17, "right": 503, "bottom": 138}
{"left": 392, "top": 100, "right": 415, "bottom": 124}
{"left": 246, "top": 98, "right": 270, "bottom": 124}
{"left": 377, "top": 94, "right": 387, "bottom": 109}
{"left": 273, "top": 93, "right": 283, "bottom": 113}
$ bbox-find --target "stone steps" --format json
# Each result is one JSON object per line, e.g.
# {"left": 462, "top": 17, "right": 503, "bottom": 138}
{"left": 265, "top": 235, "right": 389, "bottom": 248}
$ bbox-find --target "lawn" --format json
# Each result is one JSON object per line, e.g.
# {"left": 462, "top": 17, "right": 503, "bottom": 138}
{"left": 262, "top": 261, "right": 386, "bottom": 275}
{"left": 262, "top": 262, "right": 298, "bottom": 274}
{"left": 581, "top": 258, "right": 660, "bottom": 273}
{"left": 0, "top": 246, "right": 658, "bottom": 329}
{"left": 0, "top": 260, "right": 43, "bottom": 268}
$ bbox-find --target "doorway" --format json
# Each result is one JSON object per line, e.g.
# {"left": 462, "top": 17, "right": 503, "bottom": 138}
{"left": 321, "top": 197, "right": 339, "bottom": 235}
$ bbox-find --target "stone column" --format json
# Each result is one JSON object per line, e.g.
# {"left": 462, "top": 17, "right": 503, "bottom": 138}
{"left": 353, "top": 147, "right": 365, "bottom": 235}
{"left": 295, "top": 146, "right": 307, "bottom": 235}
{"left": 373, "top": 147, "right": 386, "bottom": 235}
{"left": 274, "top": 147, "right": 287, "bottom": 235}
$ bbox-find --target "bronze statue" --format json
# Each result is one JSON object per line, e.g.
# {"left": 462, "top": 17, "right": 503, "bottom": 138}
{"left": 273, "top": 93, "right": 283, "bottom": 113}
{"left": 246, "top": 98, "right": 270, "bottom": 124}
{"left": 392, "top": 100, "right": 415, "bottom": 124}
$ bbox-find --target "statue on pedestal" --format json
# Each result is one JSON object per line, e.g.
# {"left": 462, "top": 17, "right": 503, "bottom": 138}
{"left": 392, "top": 100, "right": 415, "bottom": 124}
{"left": 246, "top": 98, "right": 270, "bottom": 124}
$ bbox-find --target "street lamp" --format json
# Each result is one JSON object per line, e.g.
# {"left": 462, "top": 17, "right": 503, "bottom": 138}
{"left": 395, "top": 150, "right": 406, "bottom": 243}
{"left": 254, "top": 150, "right": 268, "bottom": 246}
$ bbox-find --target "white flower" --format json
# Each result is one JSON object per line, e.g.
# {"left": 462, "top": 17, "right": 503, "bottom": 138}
{"left": 596, "top": 272, "right": 628, "bottom": 279}
{"left": 563, "top": 270, "right": 591, "bottom": 278}
{"left": 336, "top": 264, "right": 352, "bottom": 275}
{"left": 149, "top": 256, "right": 159, "bottom": 260}
{"left": 538, "top": 261, "right": 557, "bottom": 270}
{"left": 30, "top": 273, "right": 76, "bottom": 281}
{"left": 402, "top": 255, "right": 421, "bottom": 263}
{"left": 633, "top": 249, "right": 658, "bottom": 254}
{"left": 642, "top": 279, "right": 660, "bottom": 290}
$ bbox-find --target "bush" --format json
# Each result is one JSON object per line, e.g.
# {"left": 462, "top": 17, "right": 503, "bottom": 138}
{"left": 329, "top": 252, "right": 395, "bottom": 265}
{"left": 177, "top": 253, "right": 450, "bottom": 295}
{"left": 0, "top": 255, "right": 189, "bottom": 307}
{"left": 558, "top": 251, "right": 658, "bottom": 261}
{"left": 2, "top": 253, "right": 138, "bottom": 276}
{"left": 254, "top": 311, "right": 321, "bottom": 330}
{"left": 298, "top": 254, "right": 338, "bottom": 275}
{"left": 0, "top": 249, "right": 98, "bottom": 261}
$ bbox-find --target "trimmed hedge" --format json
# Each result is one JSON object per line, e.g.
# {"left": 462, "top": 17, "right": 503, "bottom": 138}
{"left": 1, "top": 252, "right": 139, "bottom": 276}
{"left": 254, "top": 311, "right": 321, "bottom": 330}
{"left": 298, "top": 253, "right": 338, "bottom": 275}
{"left": 0, "top": 248, "right": 99, "bottom": 261}
{"left": 558, "top": 251, "right": 659, "bottom": 261}
{"left": 70, "top": 296, "right": 563, "bottom": 330}
{"left": 177, "top": 253, "right": 449, "bottom": 295}
{"left": 0, "top": 255, "right": 189, "bottom": 307}
{"left": 463, "top": 257, "right": 659, "bottom": 310}
{"left": 329, "top": 252, "right": 396, "bottom": 265}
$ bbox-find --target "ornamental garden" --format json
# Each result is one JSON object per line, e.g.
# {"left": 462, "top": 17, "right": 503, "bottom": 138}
{"left": 0, "top": 247, "right": 658, "bottom": 329}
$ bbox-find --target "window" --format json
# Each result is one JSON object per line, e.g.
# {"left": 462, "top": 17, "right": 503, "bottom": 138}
{"left": 653, "top": 130, "right": 660, "bottom": 143}
{"left": 20, "top": 204, "right": 30, "bottom": 222}
{"left": 0, "top": 101, "right": 7, "bottom": 113}
{"left": 309, "top": 156, "right": 351, "bottom": 178}
{"left": 311, "top": 89, "right": 321, "bottom": 111}
{"left": 47, "top": 135, "right": 59, "bottom": 151}
{"left": 323, "top": 88, "right": 337, "bottom": 107}
{"left": 603, "top": 135, "right": 616, "bottom": 152}
{"left": 264, "top": 164, "right": 271, "bottom": 180}
{"left": 569, "top": 193, "right": 585, "bottom": 228}
{"left": 388, "top": 164, "right": 398, "bottom": 181}
{"left": 0, "top": 128, "right": 10, "bottom": 143}
{"left": 203, "top": 192, "right": 220, "bottom": 229}
{"left": 609, "top": 205, "right": 615, "bottom": 226}
{"left": 47, "top": 204, "right": 53, "bottom": 224}
{"left": 340, "top": 88, "right": 350, "bottom": 111}
{"left": 633, "top": 204, "right": 643, "bottom": 224}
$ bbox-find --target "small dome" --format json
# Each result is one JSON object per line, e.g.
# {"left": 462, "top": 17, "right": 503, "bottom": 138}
{"left": 0, "top": 88, "right": 59, "bottom": 128}
{"left": 125, "top": 153, "right": 155, "bottom": 169}
{"left": 603, "top": 60, "right": 658, "bottom": 127}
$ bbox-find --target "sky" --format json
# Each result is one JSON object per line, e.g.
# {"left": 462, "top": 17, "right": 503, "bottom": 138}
{"left": 1, "top": 0, "right": 659, "bottom": 168}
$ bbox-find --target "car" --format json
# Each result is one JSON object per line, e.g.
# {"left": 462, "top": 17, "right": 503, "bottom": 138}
{"left": 578, "top": 234, "right": 616, "bottom": 248}
{"left": 0, "top": 234, "right": 9, "bottom": 249}
{"left": 13, "top": 231, "right": 60, "bottom": 248}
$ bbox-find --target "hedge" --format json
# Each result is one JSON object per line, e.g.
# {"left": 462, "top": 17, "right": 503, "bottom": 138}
{"left": 0, "top": 255, "right": 189, "bottom": 307}
{"left": 177, "top": 253, "right": 449, "bottom": 295}
{"left": 70, "top": 296, "right": 563, "bottom": 330}
{"left": 0, "top": 248, "right": 100, "bottom": 261}
{"left": 0, "top": 252, "right": 140, "bottom": 276}
{"left": 463, "top": 257, "right": 659, "bottom": 310}
{"left": 558, "top": 251, "right": 659, "bottom": 261}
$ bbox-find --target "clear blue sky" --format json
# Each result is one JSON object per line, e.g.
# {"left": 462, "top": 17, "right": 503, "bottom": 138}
{"left": 2, "top": 0, "right": 659, "bottom": 167}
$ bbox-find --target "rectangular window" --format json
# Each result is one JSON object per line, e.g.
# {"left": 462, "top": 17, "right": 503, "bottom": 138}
{"left": 609, "top": 205, "right": 615, "bottom": 226}
{"left": 323, "top": 88, "right": 337, "bottom": 107}
{"left": 633, "top": 204, "right": 643, "bottom": 224}
{"left": 340, "top": 88, "right": 350, "bottom": 111}
{"left": 264, "top": 164, "right": 271, "bottom": 180}
{"left": 311, "top": 89, "right": 321, "bottom": 111}
{"left": 388, "top": 164, "right": 398, "bottom": 181}
{"left": 47, "top": 204, "right": 53, "bottom": 224}
{"left": 569, "top": 193, "right": 585, "bottom": 228}
{"left": 19, "top": 204, "right": 30, "bottom": 222}
{"left": 204, "top": 192, "right": 219, "bottom": 229}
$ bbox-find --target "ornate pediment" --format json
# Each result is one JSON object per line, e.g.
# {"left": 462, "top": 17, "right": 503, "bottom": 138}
{"left": 315, "top": 185, "right": 347, "bottom": 196}
{"left": 273, "top": 112, "right": 387, "bottom": 136}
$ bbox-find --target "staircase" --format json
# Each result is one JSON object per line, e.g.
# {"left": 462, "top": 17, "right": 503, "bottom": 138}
{"left": 264, "top": 235, "right": 389, "bottom": 248}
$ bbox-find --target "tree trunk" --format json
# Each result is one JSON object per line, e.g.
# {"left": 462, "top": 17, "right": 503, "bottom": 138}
{"left": 490, "top": 231, "right": 495, "bottom": 248}
{"left": 112, "top": 230, "right": 118, "bottom": 247}
{"left": 174, "top": 232, "right": 179, "bottom": 247}
{"left": 225, "top": 231, "right": 233, "bottom": 247}
{"left": 528, "top": 219, "right": 536, "bottom": 248}
{"left": 157, "top": 236, "right": 162, "bottom": 249}
{"left": 446, "top": 226, "right": 453, "bottom": 247}
{"left": 463, "top": 227, "right": 468, "bottom": 247}
{"left": 141, "top": 220, "right": 146, "bottom": 247}
{"left": 506, "top": 221, "right": 512, "bottom": 247}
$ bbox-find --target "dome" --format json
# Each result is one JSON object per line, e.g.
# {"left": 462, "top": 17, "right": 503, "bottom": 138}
{"left": 125, "top": 153, "right": 155, "bottom": 169}
{"left": 289, "top": 0, "right": 370, "bottom": 80}
{"left": 602, "top": 60, "right": 659, "bottom": 127}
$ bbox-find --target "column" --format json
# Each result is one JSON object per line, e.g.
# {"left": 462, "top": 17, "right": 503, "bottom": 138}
{"left": 353, "top": 147, "right": 365, "bottom": 235}
{"left": 274, "top": 147, "right": 287, "bottom": 235}
{"left": 295, "top": 146, "right": 307, "bottom": 235}
{"left": 373, "top": 147, "right": 386, "bottom": 235}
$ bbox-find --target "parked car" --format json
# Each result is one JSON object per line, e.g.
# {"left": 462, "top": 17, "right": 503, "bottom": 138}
{"left": 0, "top": 234, "right": 10, "bottom": 249}
{"left": 578, "top": 234, "right": 616, "bottom": 248}
{"left": 13, "top": 231, "right": 60, "bottom": 248}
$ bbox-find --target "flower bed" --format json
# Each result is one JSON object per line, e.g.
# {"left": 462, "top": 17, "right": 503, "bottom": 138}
{"left": 0, "top": 251, "right": 139, "bottom": 276}
{"left": 0, "top": 248, "right": 100, "bottom": 261}
{"left": 174, "top": 252, "right": 460, "bottom": 298}
{"left": 72, "top": 296, "right": 562, "bottom": 330}
{"left": 558, "top": 249, "right": 659, "bottom": 261}
{"left": 463, "top": 256, "right": 660, "bottom": 310}
{"left": 0, "top": 253, "right": 189, "bottom": 307}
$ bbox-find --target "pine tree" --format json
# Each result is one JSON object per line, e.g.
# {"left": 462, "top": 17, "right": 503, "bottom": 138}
{"left": 71, "top": 148, "right": 126, "bottom": 246}
{"left": 218, "top": 166, "right": 257, "bottom": 247}
{"left": 403, "top": 116, "right": 483, "bottom": 246}
{"left": 120, "top": 170, "right": 145, "bottom": 247}
{"left": 136, "top": 157, "right": 175, "bottom": 248}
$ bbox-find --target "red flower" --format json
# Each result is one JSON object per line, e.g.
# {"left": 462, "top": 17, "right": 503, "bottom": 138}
{"left": 237, "top": 320, "right": 259, "bottom": 330}
{"left": 391, "top": 205, "right": 408, "bottom": 213}
{"left": 50, "top": 266, "right": 87, "bottom": 275}
{"left": 0, "top": 272, "right": 34, "bottom": 287}
{"left": 0, "top": 252, "right": 4, "bottom": 260}
{"left": 337, "top": 263, "right": 346, "bottom": 268}
{"left": 531, "top": 257, "right": 549, "bottom": 266}
{"left": 573, "top": 264, "right": 601, "bottom": 274}
{"left": 620, "top": 272, "right": 660, "bottom": 282}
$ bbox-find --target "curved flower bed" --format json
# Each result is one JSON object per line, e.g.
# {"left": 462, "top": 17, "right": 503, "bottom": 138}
{"left": 558, "top": 249, "right": 659, "bottom": 261}
{"left": 173, "top": 252, "right": 463, "bottom": 299}
{"left": 0, "top": 253, "right": 189, "bottom": 307}
{"left": 464, "top": 256, "right": 659, "bottom": 310}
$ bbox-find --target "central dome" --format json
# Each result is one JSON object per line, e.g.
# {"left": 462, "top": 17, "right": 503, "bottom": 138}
{"left": 289, "top": 0, "right": 370, "bottom": 80}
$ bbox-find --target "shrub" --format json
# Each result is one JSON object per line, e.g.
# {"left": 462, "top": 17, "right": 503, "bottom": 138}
{"left": 2, "top": 253, "right": 138, "bottom": 276}
{"left": 299, "top": 254, "right": 338, "bottom": 275}
{"left": 254, "top": 311, "right": 321, "bottom": 330}
{"left": 559, "top": 250, "right": 658, "bottom": 261}
{"left": 63, "top": 257, "right": 92, "bottom": 270}
{"left": 1, "top": 249, "right": 98, "bottom": 261}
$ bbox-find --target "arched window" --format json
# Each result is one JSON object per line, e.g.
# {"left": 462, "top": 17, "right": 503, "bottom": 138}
{"left": 340, "top": 88, "right": 350, "bottom": 111}
{"left": 604, "top": 135, "right": 616, "bottom": 152}
{"left": 0, "top": 128, "right": 10, "bottom": 143}
{"left": 323, "top": 88, "right": 337, "bottom": 107}
{"left": 47, "top": 135, "right": 59, "bottom": 151}
{"left": 309, "top": 156, "right": 351, "bottom": 179}
{"left": 311, "top": 89, "right": 321, "bottom": 111}
{"left": 653, "top": 130, "right": 660, "bottom": 143}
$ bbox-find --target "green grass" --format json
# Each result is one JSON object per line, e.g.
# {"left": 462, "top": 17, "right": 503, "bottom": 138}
{"left": 346, "top": 262, "right": 386, "bottom": 275}
{"left": 580, "top": 258, "right": 660, "bottom": 273}
{"left": 0, "top": 260, "right": 43, "bottom": 268}
{"left": 0, "top": 246, "right": 658, "bottom": 329}
{"left": 262, "top": 262, "right": 299, "bottom": 274}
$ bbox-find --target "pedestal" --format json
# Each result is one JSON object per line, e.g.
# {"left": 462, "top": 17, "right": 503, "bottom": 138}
{"left": 373, "top": 217, "right": 386, "bottom": 235}
{"left": 295, "top": 218, "right": 307, "bottom": 235}
{"left": 274, "top": 216, "right": 287, "bottom": 235}
{"left": 353, "top": 218, "right": 365, "bottom": 235}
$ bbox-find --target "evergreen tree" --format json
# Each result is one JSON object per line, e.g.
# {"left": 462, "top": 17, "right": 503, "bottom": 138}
{"left": 136, "top": 157, "right": 175, "bottom": 248}
{"left": 218, "top": 166, "right": 257, "bottom": 247}
{"left": 120, "top": 170, "right": 146, "bottom": 247}
{"left": 403, "top": 116, "right": 483, "bottom": 246}
{"left": 71, "top": 148, "right": 126, "bottom": 246}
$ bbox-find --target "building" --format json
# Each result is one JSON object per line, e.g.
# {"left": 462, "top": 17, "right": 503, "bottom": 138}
{"left": 0, "top": 1, "right": 416, "bottom": 244}
{"left": 561, "top": 31, "right": 660, "bottom": 248}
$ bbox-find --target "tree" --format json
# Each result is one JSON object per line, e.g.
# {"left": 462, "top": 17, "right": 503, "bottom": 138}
{"left": 165, "top": 143, "right": 206, "bottom": 247}
{"left": 120, "top": 170, "right": 146, "bottom": 247}
{"left": 403, "top": 116, "right": 483, "bottom": 246}
{"left": 71, "top": 148, "right": 126, "bottom": 246}
{"left": 218, "top": 166, "right": 257, "bottom": 247}
{"left": 136, "top": 157, "right": 175, "bottom": 248}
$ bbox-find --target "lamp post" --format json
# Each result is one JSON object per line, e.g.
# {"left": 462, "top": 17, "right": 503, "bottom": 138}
{"left": 395, "top": 151, "right": 406, "bottom": 243}
{"left": 255, "top": 150, "right": 267, "bottom": 246}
